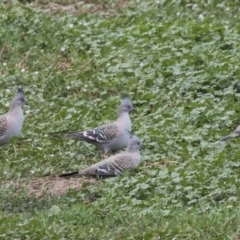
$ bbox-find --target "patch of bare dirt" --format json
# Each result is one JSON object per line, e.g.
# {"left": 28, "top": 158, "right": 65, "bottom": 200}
{"left": 234, "top": 234, "right": 240, "bottom": 240}
{"left": 2, "top": 176, "right": 98, "bottom": 198}
{"left": 29, "top": 0, "right": 133, "bottom": 15}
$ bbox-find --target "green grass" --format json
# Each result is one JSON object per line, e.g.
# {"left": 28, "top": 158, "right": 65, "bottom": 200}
{"left": 1, "top": 0, "right": 240, "bottom": 238}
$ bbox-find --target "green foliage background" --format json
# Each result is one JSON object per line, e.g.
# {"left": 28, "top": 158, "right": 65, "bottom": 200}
{"left": 1, "top": 0, "right": 240, "bottom": 238}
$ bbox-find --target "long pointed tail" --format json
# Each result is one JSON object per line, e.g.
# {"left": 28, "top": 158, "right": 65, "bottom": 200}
{"left": 219, "top": 134, "right": 240, "bottom": 142}
{"left": 66, "top": 132, "right": 84, "bottom": 139}
{"left": 59, "top": 171, "right": 80, "bottom": 177}
{"left": 219, "top": 135, "right": 234, "bottom": 142}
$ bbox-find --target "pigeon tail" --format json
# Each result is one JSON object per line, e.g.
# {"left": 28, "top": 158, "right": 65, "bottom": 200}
{"left": 59, "top": 171, "right": 80, "bottom": 177}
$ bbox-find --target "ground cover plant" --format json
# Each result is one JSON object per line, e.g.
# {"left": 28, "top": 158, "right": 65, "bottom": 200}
{"left": 1, "top": 0, "right": 240, "bottom": 238}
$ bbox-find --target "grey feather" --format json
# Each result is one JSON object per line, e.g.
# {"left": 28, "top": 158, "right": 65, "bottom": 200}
{"left": 67, "top": 95, "right": 135, "bottom": 153}
{"left": 60, "top": 134, "right": 142, "bottom": 177}
{"left": 0, "top": 87, "right": 27, "bottom": 146}
{"left": 0, "top": 116, "right": 7, "bottom": 137}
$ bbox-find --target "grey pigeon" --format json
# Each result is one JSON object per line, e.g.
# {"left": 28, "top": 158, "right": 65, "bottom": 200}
{"left": 0, "top": 87, "right": 27, "bottom": 146}
{"left": 67, "top": 95, "right": 135, "bottom": 153}
{"left": 216, "top": 125, "right": 240, "bottom": 143}
{"left": 60, "top": 133, "right": 142, "bottom": 177}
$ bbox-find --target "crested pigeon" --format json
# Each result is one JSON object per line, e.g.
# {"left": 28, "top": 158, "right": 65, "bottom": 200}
{"left": 0, "top": 87, "right": 27, "bottom": 146}
{"left": 67, "top": 95, "right": 135, "bottom": 153}
{"left": 60, "top": 133, "right": 142, "bottom": 177}
{"left": 216, "top": 125, "right": 240, "bottom": 143}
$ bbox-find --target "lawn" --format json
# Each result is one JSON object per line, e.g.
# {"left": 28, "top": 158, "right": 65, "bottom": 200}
{"left": 1, "top": 0, "right": 240, "bottom": 239}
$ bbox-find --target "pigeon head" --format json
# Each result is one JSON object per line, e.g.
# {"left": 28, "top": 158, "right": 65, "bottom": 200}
{"left": 119, "top": 95, "right": 135, "bottom": 113}
{"left": 127, "top": 132, "right": 141, "bottom": 151}
{"left": 10, "top": 87, "right": 27, "bottom": 109}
